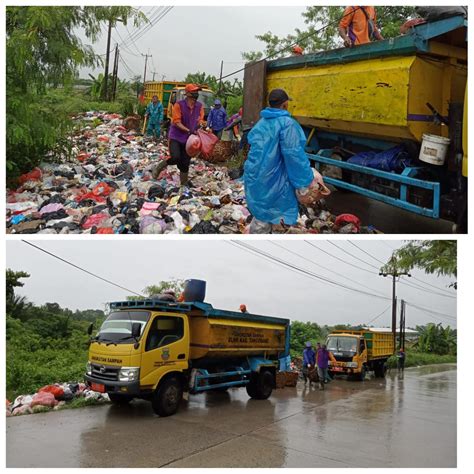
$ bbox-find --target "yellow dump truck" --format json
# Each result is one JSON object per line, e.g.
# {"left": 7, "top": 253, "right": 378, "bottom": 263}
{"left": 143, "top": 81, "right": 215, "bottom": 120}
{"left": 242, "top": 15, "right": 467, "bottom": 230}
{"left": 326, "top": 329, "right": 394, "bottom": 380}
{"left": 85, "top": 299, "right": 290, "bottom": 416}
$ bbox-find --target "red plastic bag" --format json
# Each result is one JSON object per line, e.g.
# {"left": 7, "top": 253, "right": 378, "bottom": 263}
{"left": 185, "top": 134, "right": 202, "bottom": 158}
{"left": 197, "top": 129, "right": 219, "bottom": 158}
{"left": 82, "top": 213, "right": 109, "bottom": 229}
{"left": 96, "top": 227, "right": 114, "bottom": 234}
{"left": 30, "top": 392, "right": 57, "bottom": 408}
{"left": 92, "top": 181, "right": 113, "bottom": 197}
{"left": 19, "top": 168, "right": 42, "bottom": 185}
{"left": 334, "top": 213, "right": 361, "bottom": 232}
{"left": 39, "top": 384, "right": 64, "bottom": 400}
{"left": 77, "top": 152, "right": 91, "bottom": 162}
{"left": 76, "top": 192, "right": 106, "bottom": 204}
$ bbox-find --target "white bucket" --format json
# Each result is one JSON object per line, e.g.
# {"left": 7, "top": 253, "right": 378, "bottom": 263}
{"left": 419, "top": 133, "right": 451, "bottom": 166}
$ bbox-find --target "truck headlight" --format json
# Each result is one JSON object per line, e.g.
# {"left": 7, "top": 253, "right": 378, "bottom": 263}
{"left": 119, "top": 367, "right": 140, "bottom": 382}
{"left": 347, "top": 362, "right": 358, "bottom": 368}
{"left": 86, "top": 362, "right": 92, "bottom": 376}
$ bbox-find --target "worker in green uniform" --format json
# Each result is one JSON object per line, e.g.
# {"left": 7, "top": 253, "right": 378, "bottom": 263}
{"left": 145, "top": 95, "right": 164, "bottom": 139}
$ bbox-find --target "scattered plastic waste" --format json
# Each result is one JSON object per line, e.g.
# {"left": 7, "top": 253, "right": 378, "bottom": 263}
{"left": 6, "top": 112, "right": 377, "bottom": 234}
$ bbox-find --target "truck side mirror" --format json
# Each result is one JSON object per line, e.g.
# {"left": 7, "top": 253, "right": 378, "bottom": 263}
{"left": 131, "top": 322, "right": 141, "bottom": 339}
{"left": 170, "top": 92, "right": 176, "bottom": 104}
{"left": 87, "top": 323, "right": 94, "bottom": 336}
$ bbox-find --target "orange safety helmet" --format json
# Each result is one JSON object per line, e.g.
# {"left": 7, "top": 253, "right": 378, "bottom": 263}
{"left": 292, "top": 45, "right": 303, "bottom": 55}
{"left": 185, "top": 83, "right": 201, "bottom": 93}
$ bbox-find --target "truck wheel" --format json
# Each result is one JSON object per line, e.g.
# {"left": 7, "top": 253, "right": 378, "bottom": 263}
{"left": 152, "top": 377, "right": 183, "bottom": 417}
{"left": 108, "top": 393, "right": 133, "bottom": 405}
{"left": 246, "top": 370, "right": 274, "bottom": 400}
{"left": 358, "top": 366, "right": 367, "bottom": 381}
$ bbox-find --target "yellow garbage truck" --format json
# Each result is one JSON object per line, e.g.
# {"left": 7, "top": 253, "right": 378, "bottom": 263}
{"left": 143, "top": 81, "right": 215, "bottom": 120}
{"left": 242, "top": 14, "right": 467, "bottom": 230}
{"left": 326, "top": 329, "right": 394, "bottom": 380}
{"left": 85, "top": 299, "right": 290, "bottom": 416}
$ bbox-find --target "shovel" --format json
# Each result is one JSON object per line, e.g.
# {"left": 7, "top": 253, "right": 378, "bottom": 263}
{"left": 141, "top": 115, "right": 148, "bottom": 135}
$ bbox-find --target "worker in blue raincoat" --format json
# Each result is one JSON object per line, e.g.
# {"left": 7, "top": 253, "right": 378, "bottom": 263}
{"left": 145, "top": 95, "right": 164, "bottom": 139}
{"left": 243, "top": 88, "right": 322, "bottom": 233}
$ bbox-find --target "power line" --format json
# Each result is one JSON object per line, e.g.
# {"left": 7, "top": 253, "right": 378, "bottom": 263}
{"left": 348, "top": 241, "right": 386, "bottom": 265}
{"left": 269, "top": 241, "right": 388, "bottom": 298}
{"left": 305, "top": 241, "right": 375, "bottom": 275}
{"left": 22, "top": 241, "right": 144, "bottom": 297}
{"left": 218, "top": 6, "right": 364, "bottom": 81}
{"left": 229, "top": 241, "right": 390, "bottom": 302}
{"left": 366, "top": 304, "right": 391, "bottom": 325}
{"left": 406, "top": 304, "right": 457, "bottom": 325}
{"left": 405, "top": 301, "right": 456, "bottom": 321}
{"left": 399, "top": 277, "right": 456, "bottom": 299}
{"left": 328, "top": 241, "right": 379, "bottom": 270}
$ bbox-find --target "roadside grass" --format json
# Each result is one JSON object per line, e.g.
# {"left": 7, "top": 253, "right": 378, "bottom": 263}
{"left": 387, "top": 351, "right": 456, "bottom": 369}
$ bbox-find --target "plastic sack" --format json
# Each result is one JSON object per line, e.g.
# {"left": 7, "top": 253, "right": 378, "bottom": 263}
{"left": 19, "top": 168, "right": 42, "bottom": 185}
{"left": 30, "top": 392, "right": 57, "bottom": 408}
{"left": 197, "top": 130, "right": 219, "bottom": 158}
{"left": 39, "top": 384, "right": 65, "bottom": 400}
{"left": 185, "top": 134, "right": 202, "bottom": 158}
{"left": 347, "top": 145, "right": 412, "bottom": 173}
{"left": 296, "top": 169, "right": 331, "bottom": 206}
{"left": 82, "top": 213, "right": 109, "bottom": 229}
{"left": 92, "top": 181, "right": 113, "bottom": 197}
{"left": 415, "top": 6, "right": 467, "bottom": 22}
{"left": 334, "top": 213, "right": 361, "bottom": 233}
{"left": 12, "top": 405, "right": 33, "bottom": 416}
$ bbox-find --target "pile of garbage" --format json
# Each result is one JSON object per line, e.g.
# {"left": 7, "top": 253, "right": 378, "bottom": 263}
{"left": 6, "top": 382, "right": 110, "bottom": 417}
{"left": 6, "top": 111, "right": 374, "bottom": 234}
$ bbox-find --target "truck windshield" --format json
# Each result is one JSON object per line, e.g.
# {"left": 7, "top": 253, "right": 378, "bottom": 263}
{"left": 97, "top": 311, "right": 150, "bottom": 343}
{"left": 327, "top": 336, "right": 358, "bottom": 353}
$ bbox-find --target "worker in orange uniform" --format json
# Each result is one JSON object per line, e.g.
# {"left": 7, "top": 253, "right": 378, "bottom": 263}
{"left": 152, "top": 83, "right": 205, "bottom": 186}
{"left": 338, "top": 6, "right": 383, "bottom": 47}
{"left": 291, "top": 45, "right": 304, "bottom": 56}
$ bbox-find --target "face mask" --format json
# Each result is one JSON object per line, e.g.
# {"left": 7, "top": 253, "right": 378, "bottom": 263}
{"left": 190, "top": 93, "right": 199, "bottom": 100}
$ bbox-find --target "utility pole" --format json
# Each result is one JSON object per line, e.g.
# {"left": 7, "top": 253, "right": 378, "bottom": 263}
{"left": 111, "top": 45, "right": 119, "bottom": 102}
{"left": 218, "top": 60, "right": 224, "bottom": 94}
{"left": 380, "top": 258, "right": 411, "bottom": 350}
{"left": 102, "top": 19, "right": 113, "bottom": 100}
{"left": 142, "top": 52, "right": 152, "bottom": 85}
{"left": 399, "top": 300, "right": 406, "bottom": 351}
{"left": 152, "top": 71, "right": 157, "bottom": 81}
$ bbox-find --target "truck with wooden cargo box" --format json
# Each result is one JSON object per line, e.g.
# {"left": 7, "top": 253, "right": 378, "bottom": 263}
{"left": 326, "top": 328, "right": 394, "bottom": 380}
{"left": 85, "top": 299, "right": 290, "bottom": 416}
{"left": 242, "top": 15, "right": 467, "bottom": 231}
{"left": 143, "top": 81, "right": 215, "bottom": 123}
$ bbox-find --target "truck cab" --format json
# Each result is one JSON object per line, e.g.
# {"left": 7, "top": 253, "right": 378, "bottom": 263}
{"left": 85, "top": 300, "right": 290, "bottom": 417}
{"left": 326, "top": 329, "right": 393, "bottom": 380}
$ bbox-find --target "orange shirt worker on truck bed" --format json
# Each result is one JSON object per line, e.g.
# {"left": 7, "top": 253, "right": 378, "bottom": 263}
{"left": 339, "top": 6, "right": 383, "bottom": 47}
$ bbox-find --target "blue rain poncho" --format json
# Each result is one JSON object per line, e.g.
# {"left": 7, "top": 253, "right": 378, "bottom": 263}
{"left": 243, "top": 108, "right": 313, "bottom": 225}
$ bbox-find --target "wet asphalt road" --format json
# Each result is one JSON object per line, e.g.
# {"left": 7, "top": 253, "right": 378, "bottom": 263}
{"left": 6, "top": 364, "right": 456, "bottom": 468}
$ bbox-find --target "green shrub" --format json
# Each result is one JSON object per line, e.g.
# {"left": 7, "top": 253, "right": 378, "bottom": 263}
{"left": 387, "top": 351, "right": 456, "bottom": 369}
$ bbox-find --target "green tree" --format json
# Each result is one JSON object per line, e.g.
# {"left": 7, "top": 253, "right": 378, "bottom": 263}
{"left": 382, "top": 240, "right": 457, "bottom": 287}
{"left": 6, "top": 6, "right": 145, "bottom": 177}
{"left": 290, "top": 321, "right": 324, "bottom": 358}
{"left": 127, "top": 279, "right": 185, "bottom": 301}
{"left": 6, "top": 269, "right": 30, "bottom": 302}
{"left": 242, "top": 6, "right": 417, "bottom": 61}
{"left": 415, "top": 323, "right": 457, "bottom": 355}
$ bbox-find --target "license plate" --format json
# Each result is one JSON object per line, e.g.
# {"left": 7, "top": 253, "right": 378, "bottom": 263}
{"left": 91, "top": 382, "right": 105, "bottom": 393}
{"left": 333, "top": 367, "right": 343, "bottom": 372}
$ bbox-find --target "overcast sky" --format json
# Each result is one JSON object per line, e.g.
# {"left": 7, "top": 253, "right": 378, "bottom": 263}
{"left": 7, "top": 240, "right": 457, "bottom": 329}
{"left": 79, "top": 5, "right": 308, "bottom": 81}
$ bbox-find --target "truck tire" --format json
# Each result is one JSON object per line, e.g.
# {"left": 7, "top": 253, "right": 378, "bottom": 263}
{"left": 152, "top": 377, "right": 183, "bottom": 417}
{"left": 358, "top": 366, "right": 367, "bottom": 381}
{"left": 246, "top": 370, "right": 274, "bottom": 400}
{"left": 108, "top": 393, "right": 133, "bottom": 405}
{"left": 374, "top": 362, "right": 387, "bottom": 378}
